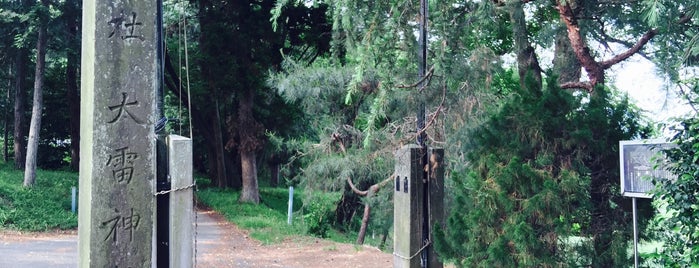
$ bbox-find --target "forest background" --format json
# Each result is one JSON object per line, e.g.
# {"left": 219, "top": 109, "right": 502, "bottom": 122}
{"left": 0, "top": 0, "right": 698, "bottom": 266}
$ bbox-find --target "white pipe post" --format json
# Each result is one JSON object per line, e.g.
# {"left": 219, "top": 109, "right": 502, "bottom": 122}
{"left": 71, "top": 186, "right": 77, "bottom": 214}
{"left": 632, "top": 197, "right": 638, "bottom": 268}
{"left": 287, "top": 186, "right": 294, "bottom": 225}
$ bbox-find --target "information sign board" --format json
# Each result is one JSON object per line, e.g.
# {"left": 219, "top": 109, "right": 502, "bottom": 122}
{"left": 619, "top": 139, "right": 675, "bottom": 198}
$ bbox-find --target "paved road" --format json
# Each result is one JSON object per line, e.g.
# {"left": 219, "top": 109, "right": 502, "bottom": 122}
{"left": 0, "top": 210, "right": 221, "bottom": 268}
{"left": 0, "top": 233, "right": 76, "bottom": 268}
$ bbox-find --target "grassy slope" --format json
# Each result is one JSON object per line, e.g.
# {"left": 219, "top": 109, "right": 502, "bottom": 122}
{"left": 0, "top": 162, "right": 78, "bottom": 231}
{"left": 196, "top": 187, "right": 306, "bottom": 244}
{"left": 196, "top": 187, "right": 382, "bottom": 247}
{"left": 0, "top": 161, "right": 376, "bottom": 249}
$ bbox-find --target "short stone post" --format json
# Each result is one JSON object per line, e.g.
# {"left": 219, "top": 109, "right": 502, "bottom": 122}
{"left": 393, "top": 145, "right": 444, "bottom": 268}
{"left": 78, "top": 0, "right": 158, "bottom": 266}
{"left": 393, "top": 145, "right": 424, "bottom": 268}
{"left": 167, "top": 135, "right": 194, "bottom": 268}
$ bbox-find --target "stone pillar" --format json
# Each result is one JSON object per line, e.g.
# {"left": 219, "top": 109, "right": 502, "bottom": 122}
{"left": 167, "top": 135, "right": 194, "bottom": 268}
{"left": 393, "top": 145, "right": 444, "bottom": 268}
{"left": 79, "top": 0, "right": 158, "bottom": 266}
{"left": 393, "top": 145, "right": 423, "bottom": 268}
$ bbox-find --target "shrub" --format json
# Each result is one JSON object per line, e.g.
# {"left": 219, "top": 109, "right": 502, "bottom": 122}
{"left": 303, "top": 191, "right": 341, "bottom": 238}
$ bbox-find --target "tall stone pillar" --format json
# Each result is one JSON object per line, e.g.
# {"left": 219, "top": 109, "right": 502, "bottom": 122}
{"left": 79, "top": 0, "right": 158, "bottom": 266}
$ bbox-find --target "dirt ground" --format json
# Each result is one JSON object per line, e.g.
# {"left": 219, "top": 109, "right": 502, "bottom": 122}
{"left": 0, "top": 209, "right": 393, "bottom": 268}
{"left": 196, "top": 209, "right": 393, "bottom": 268}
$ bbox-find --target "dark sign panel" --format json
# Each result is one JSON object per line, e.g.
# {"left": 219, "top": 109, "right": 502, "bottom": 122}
{"left": 619, "top": 140, "right": 676, "bottom": 198}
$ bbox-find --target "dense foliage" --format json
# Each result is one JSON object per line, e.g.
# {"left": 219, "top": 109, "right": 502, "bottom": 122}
{"left": 434, "top": 77, "right": 652, "bottom": 266}
{"left": 651, "top": 82, "right": 699, "bottom": 266}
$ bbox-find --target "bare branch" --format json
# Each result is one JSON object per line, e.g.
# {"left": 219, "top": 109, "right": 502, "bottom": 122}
{"left": 600, "top": 29, "right": 657, "bottom": 69}
{"left": 346, "top": 176, "right": 368, "bottom": 196}
{"left": 599, "top": 32, "right": 653, "bottom": 61}
{"left": 492, "top": 0, "right": 534, "bottom": 6}
{"left": 396, "top": 66, "right": 435, "bottom": 91}
{"left": 346, "top": 174, "right": 395, "bottom": 197}
{"left": 415, "top": 81, "right": 448, "bottom": 139}
{"left": 331, "top": 132, "right": 347, "bottom": 154}
{"left": 561, "top": 81, "right": 594, "bottom": 92}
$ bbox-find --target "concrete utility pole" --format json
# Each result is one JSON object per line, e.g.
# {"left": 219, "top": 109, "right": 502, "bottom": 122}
{"left": 416, "top": 0, "right": 428, "bottom": 147}
{"left": 394, "top": 1, "right": 444, "bottom": 267}
{"left": 79, "top": 0, "right": 158, "bottom": 266}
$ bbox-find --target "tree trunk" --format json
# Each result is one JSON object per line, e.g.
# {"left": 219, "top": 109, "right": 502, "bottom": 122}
{"left": 552, "top": 25, "right": 581, "bottom": 86}
{"left": 356, "top": 202, "right": 371, "bottom": 245}
{"left": 66, "top": 0, "right": 80, "bottom": 171}
{"left": 269, "top": 161, "right": 279, "bottom": 187}
{"left": 556, "top": 1, "right": 604, "bottom": 91}
{"left": 3, "top": 111, "right": 7, "bottom": 163}
{"left": 556, "top": 0, "right": 657, "bottom": 92}
{"left": 13, "top": 49, "right": 27, "bottom": 170}
{"left": 347, "top": 177, "right": 392, "bottom": 245}
{"left": 212, "top": 98, "right": 227, "bottom": 188}
{"left": 195, "top": 0, "right": 230, "bottom": 189}
{"left": 23, "top": 18, "right": 48, "bottom": 187}
{"left": 239, "top": 149, "right": 259, "bottom": 203}
{"left": 3, "top": 69, "right": 9, "bottom": 163}
{"left": 238, "top": 89, "right": 261, "bottom": 203}
{"left": 202, "top": 106, "right": 228, "bottom": 188}
{"left": 225, "top": 150, "right": 241, "bottom": 188}
{"left": 379, "top": 228, "right": 389, "bottom": 249}
{"left": 507, "top": 0, "right": 542, "bottom": 91}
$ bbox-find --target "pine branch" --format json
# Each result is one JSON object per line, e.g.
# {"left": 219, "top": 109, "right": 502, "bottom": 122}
{"left": 346, "top": 174, "right": 395, "bottom": 197}
{"left": 678, "top": 83, "right": 699, "bottom": 114}
{"left": 346, "top": 176, "right": 368, "bottom": 196}
{"left": 396, "top": 66, "right": 434, "bottom": 91}
{"left": 599, "top": 31, "right": 653, "bottom": 61}
{"left": 600, "top": 29, "right": 657, "bottom": 69}
{"left": 561, "top": 81, "right": 594, "bottom": 92}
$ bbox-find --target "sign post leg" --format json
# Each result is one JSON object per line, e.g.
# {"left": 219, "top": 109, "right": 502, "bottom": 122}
{"left": 632, "top": 197, "right": 638, "bottom": 268}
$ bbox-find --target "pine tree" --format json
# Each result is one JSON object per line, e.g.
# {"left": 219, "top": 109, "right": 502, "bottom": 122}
{"left": 435, "top": 75, "right": 652, "bottom": 266}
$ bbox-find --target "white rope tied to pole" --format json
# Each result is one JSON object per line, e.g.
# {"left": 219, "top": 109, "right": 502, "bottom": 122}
{"left": 392, "top": 240, "right": 432, "bottom": 260}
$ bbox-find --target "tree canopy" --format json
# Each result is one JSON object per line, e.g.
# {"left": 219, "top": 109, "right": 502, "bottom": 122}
{"left": 0, "top": 0, "right": 696, "bottom": 265}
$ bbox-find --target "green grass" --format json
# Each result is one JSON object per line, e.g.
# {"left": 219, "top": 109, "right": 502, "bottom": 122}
{"left": 0, "top": 159, "right": 379, "bottom": 248}
{"left": 195, "top": 186, "right": 383, "bottom": 247}
{"left": 0, "top": 161, "right": 78, "bottom": 231}
{"left": 196, "top": 186, "right": 306, "bottom": 244}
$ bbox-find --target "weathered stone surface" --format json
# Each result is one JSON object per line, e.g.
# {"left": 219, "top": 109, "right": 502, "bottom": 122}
{"left": 393, "top": 145, "right": 423, "bottom": 268}
{"left": 167, "top": 135, "right": 194, "bottom": 268}
{"left": 79, "top": 0, "right": 158, "bottom": 267}
{"left": 393, "top": 146, "right": 444, "bottom": 268}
